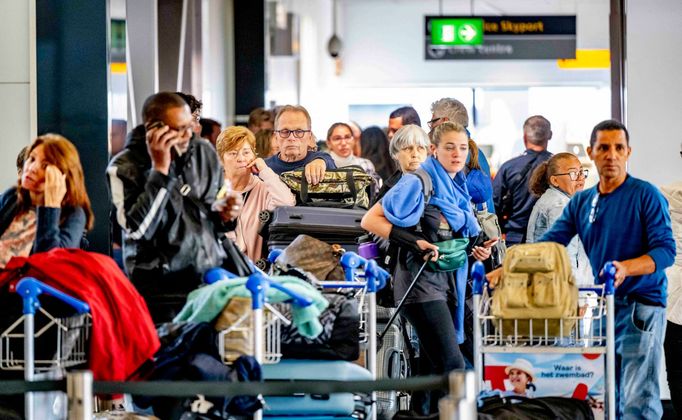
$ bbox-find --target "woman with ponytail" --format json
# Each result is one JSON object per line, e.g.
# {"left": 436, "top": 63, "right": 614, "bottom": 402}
{"left": 526, "top": 152, "right": 592, "bottom": 284}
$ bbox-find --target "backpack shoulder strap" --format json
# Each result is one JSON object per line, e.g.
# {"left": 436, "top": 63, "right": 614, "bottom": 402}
{"left": 412, "top": 167, "right": 433, "bottom": 205}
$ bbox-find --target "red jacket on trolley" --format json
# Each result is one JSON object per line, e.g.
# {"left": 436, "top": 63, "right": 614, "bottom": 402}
{"left": 0, "top": 248, "right": 160, "bottom": 381}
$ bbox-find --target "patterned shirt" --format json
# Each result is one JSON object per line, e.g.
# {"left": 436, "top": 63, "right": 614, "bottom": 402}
{"left": 0, "top": 210, "right": 37, "bottom": 268}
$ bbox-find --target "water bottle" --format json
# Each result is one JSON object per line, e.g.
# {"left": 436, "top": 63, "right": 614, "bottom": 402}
{"left": 357, "top": 234, "right": 379, "bottom": 260}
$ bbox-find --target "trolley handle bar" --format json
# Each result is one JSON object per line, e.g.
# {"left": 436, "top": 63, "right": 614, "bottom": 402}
{"left": 267, "top": 249, "right": 284, "bottom": 263}
{"left": 267, "top": 249, "right": 388, "bottom": 292}
{"left": 339, "top": 252, "right": 388, "bottom": 292}
{"left": 600, "top": 262, "right": 616, "bottom": 296}
{"left": 15, "top": 277, "right": 90, "bottom": 316}
{"left": 318, "top": 282, "right": 366, "bottom": 289}
{"left": 579, "top": 287, "right": 606, "bottom": 294}
{"left": 245, "top": 272, "right": 314, "bottom": 310}
{"left": 471, "top": 261, "right": 486, "bottom": 296}
{"left": 469, "top": 260, "right": 616, "bottom": 296}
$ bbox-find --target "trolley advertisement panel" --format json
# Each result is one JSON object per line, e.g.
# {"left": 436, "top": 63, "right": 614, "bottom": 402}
{"left": 483, "top": 352, "right": 605, "bottom": 419}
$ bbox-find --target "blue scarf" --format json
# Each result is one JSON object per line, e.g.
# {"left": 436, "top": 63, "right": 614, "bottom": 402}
{"left": 383, "top": 156, "right": 481, "bottom": 237}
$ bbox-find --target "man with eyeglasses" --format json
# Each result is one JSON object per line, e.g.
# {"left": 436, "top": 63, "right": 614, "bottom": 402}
{"left": 492, "top": 115, "right": 553, "bottom": 246}
{"left": 429, "top": 98, "right": 495, "bottom": 213}
{"left": 107, "top": 92, "right": 242, "bottom": 323}
{"left": 538, "top": 119, "right": 675, "bottom": 419}
{"left": 264, "top": 105, "right": 336, "bottom": 184}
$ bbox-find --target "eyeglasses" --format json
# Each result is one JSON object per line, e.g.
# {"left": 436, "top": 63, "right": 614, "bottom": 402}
{"left": 275, "top": 129, "right": 311, "bottom": 139}
{"left": 427, "top": 117, "right": 444, "bottom": 129}
{"left": 588, "top": 193, "right": 600, "bottom": 224}
{"left": 555, "top": 169, "right": 589, "bottom": 181}
{"left": 329, "top": 134, "right": 353, "bottom": 142}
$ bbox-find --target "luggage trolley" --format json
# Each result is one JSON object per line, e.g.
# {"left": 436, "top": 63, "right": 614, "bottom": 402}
{"left": 470, "top": 261, "right": 617, "bottom": 419}
{"left": 0, "top": 277, "right": 92, "bottom": 420}
{"left": 257, "top": 250, "right": 387, "bottom": 420}
{"left": 316, "top": 252, "right": 389, "bottom": 420}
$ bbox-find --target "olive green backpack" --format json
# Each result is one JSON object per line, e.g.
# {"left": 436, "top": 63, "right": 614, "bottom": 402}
{"left": 491, "top": 242, "right": 578, "bottom": 337}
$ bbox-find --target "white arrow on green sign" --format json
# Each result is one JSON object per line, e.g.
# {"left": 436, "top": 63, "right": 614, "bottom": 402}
{"left": 430, "top": 18, "right": 484, "bottom": 46}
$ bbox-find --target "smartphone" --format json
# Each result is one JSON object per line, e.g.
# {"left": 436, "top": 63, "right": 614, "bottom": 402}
{"left": 145, "top": 120, "right": 165, "bottom": 131}
{"left": 472, "top": 230, "right": 490, "bottom": 248}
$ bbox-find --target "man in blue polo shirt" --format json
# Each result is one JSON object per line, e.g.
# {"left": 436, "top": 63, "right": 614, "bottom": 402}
{"left": 540, "top": 120, "right": 675, "bottom": 418}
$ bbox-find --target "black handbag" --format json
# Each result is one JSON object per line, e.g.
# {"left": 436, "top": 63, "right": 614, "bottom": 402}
{"left": 220, "top": 237, "right": 254, "bottom": 277}
{"left": 279, "top": 292, "right": 360, "bottom": 361}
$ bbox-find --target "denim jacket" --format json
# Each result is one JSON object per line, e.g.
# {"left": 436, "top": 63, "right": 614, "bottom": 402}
{"left": 527, "top": 187, "right": 593, "bottom": 285}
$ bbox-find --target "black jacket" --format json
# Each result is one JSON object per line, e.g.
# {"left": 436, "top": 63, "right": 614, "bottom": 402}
{"left": 107, "top": 125, "right": 229, "bottom": 286}
{"left": 492, "top": 149, "right": 552, "bottom": 245}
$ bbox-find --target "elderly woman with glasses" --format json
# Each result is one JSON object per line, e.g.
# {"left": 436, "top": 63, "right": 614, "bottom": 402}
{"left": 216, "top": 126, "right": 295, "bottom": 261}
{"left": 526, "top": 152, "right": 593, "bottom": 284}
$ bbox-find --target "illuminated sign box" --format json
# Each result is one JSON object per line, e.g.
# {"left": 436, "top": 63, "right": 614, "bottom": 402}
{"left": 425, "top": 15, "right": 576, "bottom": 60}
{"left": 430, "top": 18, "right": 484, "bottom": 46}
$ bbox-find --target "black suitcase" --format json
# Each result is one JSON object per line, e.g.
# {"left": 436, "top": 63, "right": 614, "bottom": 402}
{"left": 260, "top": 206, "right": 366, "bottom": 253}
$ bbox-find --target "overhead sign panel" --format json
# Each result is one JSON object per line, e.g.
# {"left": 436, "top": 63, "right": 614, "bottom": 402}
{"left": 425, "top": 15, "right": 576, "bottom": 60}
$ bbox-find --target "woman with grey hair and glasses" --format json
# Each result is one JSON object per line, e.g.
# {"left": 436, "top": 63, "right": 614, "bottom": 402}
{"left": 374, "top": 124, "right": 430, "bottom": 203}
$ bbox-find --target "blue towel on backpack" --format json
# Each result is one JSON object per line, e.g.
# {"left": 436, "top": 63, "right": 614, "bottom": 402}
{"left": 382, "top": 156, "right": 480, "bottom": 237}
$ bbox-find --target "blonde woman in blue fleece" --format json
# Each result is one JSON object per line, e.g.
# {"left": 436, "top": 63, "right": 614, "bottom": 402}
{"left": 361, "top": 121, "right": 497, "bottom": 415}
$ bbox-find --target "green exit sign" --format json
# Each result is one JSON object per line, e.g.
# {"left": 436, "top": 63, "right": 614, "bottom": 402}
{"left": 430, "top": 18, "right": 484, "bottom": 45}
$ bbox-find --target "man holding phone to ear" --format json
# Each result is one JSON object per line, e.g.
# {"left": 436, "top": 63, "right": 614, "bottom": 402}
{"left": 107, "top": 91, "right": 243, "bottom": 323}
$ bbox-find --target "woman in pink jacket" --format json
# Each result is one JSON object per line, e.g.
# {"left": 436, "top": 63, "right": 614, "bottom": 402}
{"left": 216, "top": 126, "right": 295, "bottom": 261}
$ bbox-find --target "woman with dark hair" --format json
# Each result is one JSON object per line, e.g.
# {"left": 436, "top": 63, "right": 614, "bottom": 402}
{"left": 0, "top": 134, "right": 93, "bottom": 268}
{"left": 360, "top": 126, "right": 396, "bottom": 182}
{"left": 526, "top": 152, "right": 592, "bottom": 284}
{"left": 326, "top": 122, "right": 377, "bottom": 174}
